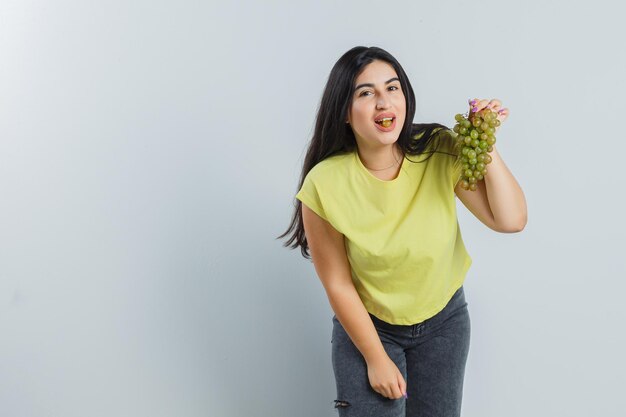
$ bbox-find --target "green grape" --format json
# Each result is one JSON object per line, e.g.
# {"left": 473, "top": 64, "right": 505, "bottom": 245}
{"left": 452, "top": 106, "right": 499, "bottom": 191}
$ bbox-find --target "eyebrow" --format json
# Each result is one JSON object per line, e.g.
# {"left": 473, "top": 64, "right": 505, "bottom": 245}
{"left": 355, "top": 77, "right": 400, "bottom": 91}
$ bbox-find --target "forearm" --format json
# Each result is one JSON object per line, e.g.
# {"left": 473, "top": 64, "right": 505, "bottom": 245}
{"left": 483, "top": 144, "right": 528, "bottom": 231}
{"left": 327, "top": 284, "right": 387, "bottom": 365}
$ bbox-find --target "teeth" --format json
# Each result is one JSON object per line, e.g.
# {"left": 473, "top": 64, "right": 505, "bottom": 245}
{"left": 375, "top": 117, "right": 394, "bottom": 128}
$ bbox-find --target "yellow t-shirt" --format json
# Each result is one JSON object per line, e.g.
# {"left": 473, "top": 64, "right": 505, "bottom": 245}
{"left": 295, "top": 128, "right": 472, "bottom": 325}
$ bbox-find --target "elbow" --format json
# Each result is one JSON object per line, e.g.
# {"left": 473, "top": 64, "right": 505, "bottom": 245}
{"left": 497, "top": 216, "right": 527, "bottom": 233}
{"left": 516, "top": 213, "right": 528, "bottom": 232}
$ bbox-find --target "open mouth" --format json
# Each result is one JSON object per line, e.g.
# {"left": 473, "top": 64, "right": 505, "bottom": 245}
{"left": 375, "top": 117, "right": 395, "bottom": 128}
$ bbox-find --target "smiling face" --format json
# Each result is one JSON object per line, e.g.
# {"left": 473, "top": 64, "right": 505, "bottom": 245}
{"left": 346, "top": 60, "right": 406, "bottom": 149}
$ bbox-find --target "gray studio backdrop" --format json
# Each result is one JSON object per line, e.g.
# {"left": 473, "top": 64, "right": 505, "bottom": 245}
{"left": 1, "top": 1, "right": 624, "bottom": 416}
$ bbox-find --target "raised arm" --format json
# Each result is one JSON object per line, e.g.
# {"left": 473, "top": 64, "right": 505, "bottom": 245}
{"left": 454, "top": 144, "right": 527, "bottom": 233}
{"left": 454, "top": 98, "right": 527, "bottom": 233}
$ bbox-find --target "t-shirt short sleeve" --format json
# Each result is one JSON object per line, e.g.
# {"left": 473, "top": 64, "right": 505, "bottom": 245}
{"left": 450, "top": 152, "right": 463, "bottom": 188}
{"left": 439, "top": 128, "right": 464, "bottom": 188}
{"left": 295, "top": 172, "right": 328, "bottom": 222}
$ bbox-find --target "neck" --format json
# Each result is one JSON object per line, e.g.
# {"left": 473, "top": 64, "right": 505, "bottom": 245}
{"left": 357, "top": 142, "right": 403, "bottom": 171}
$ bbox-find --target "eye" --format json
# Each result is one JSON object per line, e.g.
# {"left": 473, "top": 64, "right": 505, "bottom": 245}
{"left": 359, "top": 85, "right": 400, "bottom": 97}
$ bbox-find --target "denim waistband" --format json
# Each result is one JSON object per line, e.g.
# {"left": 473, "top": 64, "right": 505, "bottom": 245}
{"left": 367, "top": 285, "right": 467, "bottom": 333}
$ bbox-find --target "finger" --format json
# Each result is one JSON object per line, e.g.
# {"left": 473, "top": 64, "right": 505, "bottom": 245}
{"left": 390, "top": 383, "right": 402, "bottom": 399}
{"left": 486, "top": 98, "right": 502, "bottom": 111}
{"left": 398, "top": 374, "right": 407, "bottom": 399}
{"left": 472, "top": 98, "right": 489, "bottom": 112}
{"left": 496, "top": 109, "right": 509, "bottom": 123}
{"left": 489, "top": 103, "right": 502, "bottom": 112}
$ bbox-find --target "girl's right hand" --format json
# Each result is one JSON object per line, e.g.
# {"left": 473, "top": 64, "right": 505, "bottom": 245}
{"left": 366, "top": 355, "right": 407, "bottom": 399}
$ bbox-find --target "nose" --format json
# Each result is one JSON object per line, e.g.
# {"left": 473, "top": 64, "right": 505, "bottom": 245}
{"left": 376, "top": 95, "right": 390, "bottom": 109}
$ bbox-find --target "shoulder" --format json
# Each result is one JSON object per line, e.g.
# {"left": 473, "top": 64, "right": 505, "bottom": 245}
{"left": 429, "top": 127, "right": 461, "bottom": 161}
{"left": 432, "top": 127, "right": 458, "bottom": 150}
{"left": 407, "top": 124, "right": 459, "bottom": 158}
{"left": 296, "top": 151, "right": 352, "bottom": 228}
{"left": 305, "top": 151, "right": 352, "bottom": 183}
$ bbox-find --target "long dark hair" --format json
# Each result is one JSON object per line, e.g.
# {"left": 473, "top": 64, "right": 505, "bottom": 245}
{"left": 276, "top": 46, "right": 458, "bottom": 259}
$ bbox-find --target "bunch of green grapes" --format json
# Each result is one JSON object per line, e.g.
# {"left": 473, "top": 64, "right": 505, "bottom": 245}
{"left": 452, "top": 107, "right": 500, "bottom": 191}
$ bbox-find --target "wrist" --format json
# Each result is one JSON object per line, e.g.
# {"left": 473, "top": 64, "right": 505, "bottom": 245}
{"left": 364, "top": 348, "right": 389, "bottom": 366}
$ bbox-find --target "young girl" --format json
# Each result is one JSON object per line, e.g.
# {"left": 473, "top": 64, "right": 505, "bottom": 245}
{"left": 278, "top": 46, "right": 526, "bottom": 417}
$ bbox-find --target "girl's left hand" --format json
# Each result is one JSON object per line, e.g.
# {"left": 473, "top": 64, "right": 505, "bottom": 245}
{"left": 468, "top": 98, "right": 509, "bottom": 132}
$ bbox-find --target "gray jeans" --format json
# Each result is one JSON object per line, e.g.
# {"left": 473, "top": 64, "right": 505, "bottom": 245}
{"left": 331, "top": 286, "right": 471, "bottom": 417}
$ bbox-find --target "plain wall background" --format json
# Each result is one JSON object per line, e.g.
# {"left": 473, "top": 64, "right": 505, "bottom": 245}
{"left": 1, "top": 0, "right": 624, "bottom": 416}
